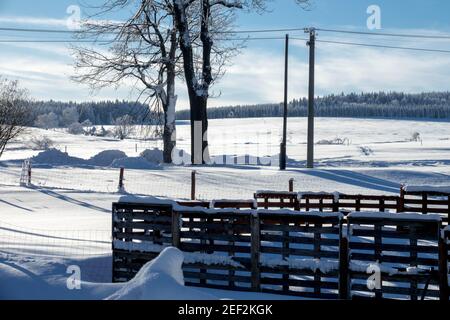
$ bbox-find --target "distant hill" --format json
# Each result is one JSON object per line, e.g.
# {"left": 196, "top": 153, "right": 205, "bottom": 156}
{"left": 176, "top": 92, "right": 450, "bottom": 120}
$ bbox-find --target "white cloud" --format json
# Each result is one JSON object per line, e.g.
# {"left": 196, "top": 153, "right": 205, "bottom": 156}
{"left": 1, "top": 23, "right": 450, "bottom": 109}
{"left": 0, "top": 16, "right": 68, "bottom": 27}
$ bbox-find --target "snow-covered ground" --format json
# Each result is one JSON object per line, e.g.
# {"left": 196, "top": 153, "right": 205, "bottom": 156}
{"left": 0, "top": 117, "right": 449, "bottom": 299}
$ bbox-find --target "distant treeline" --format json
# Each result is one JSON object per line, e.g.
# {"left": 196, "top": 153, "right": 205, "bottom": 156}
{"left": 28, "top": 99, "right": 157, "bottom": 128}
{"left": 176, "top": 92, "right": 450, "bottom": 120}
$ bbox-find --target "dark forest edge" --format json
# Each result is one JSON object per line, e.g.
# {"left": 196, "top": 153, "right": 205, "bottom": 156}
{"left": 28, "top": 91, "right": 450, "bottom": 129}
{"left": 177, "top": 91, "right": 450, "bottom": 120}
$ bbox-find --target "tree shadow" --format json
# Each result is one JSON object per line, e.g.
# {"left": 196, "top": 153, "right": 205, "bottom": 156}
{"left": 0, "top": 199, "right": 33, "bottom": 212}
{"left": 31, "top": 187, "right": 110, "bottom": 213}
{"left": 290, "top": 169, "right": 401, "bottom": 194}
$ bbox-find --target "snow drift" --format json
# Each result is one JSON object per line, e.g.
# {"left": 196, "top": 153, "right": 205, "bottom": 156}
{"left": 88, "top": 150, "right": 127, "bottom": 167}
{"left": 0, "top": 248, "right": 217, "bottom": 300}
{"left": 110, "top": 157, "right": 159, "bottom": 170}
{"left": 106, "top": 247, "right": 217, "bottom": 300}
{"left": 140, "top": 148, "right": 164, "bottom": 164}
{"left": 31, "top": 149, "right": 163, "bottom": 169}
{"left": 32, "top": 149, "right": 86, "bottom": 166}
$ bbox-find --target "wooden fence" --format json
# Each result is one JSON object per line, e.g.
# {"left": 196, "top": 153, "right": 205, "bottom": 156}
{"left": 346, "top": 212, "right": 446, "bottom": 300}
{"left": 401, "top": 187, "right": 450, "bottom": 224}
{"left": 112, "top": 199, "right": 450, "bottom": 300}
{"left": 255, "top": 188, "right": 449, "bottom": 224}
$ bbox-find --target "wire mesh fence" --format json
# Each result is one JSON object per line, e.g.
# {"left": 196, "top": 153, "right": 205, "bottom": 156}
{"left": 0, "top": 220, "right": 112, "bottom": 283}
{"left": 0, "top": 162, "right": 296, "bottom": 200}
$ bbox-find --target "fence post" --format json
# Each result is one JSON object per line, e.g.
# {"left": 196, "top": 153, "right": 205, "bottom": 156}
{"left": 332, "top": 195, "right": 339, "bottom": 212}
{"left": 172, "top": 209, "right": 181, "bottom": 248}
{"left": 398, "top": 185, "right": 405, "bottom": 212}
{"left": 191, "top": 170, "right": 196, "bottom": 200}
{"left": 289, "top": 178, "right": 294, "bottom": 192}
{"left": 27, "top": 161, "right": 31, "bottom": 186}
{"left": 250, "top": 211, "right": 261, "bottom": 291}
{"left": 338, "top": 221, "right": 349, "bottom": 299}
{"left": 438, "top": 231, "right": 449, "bottom": 301}
{"left": 118, "top": 167, "right": 125, "bottom": 193}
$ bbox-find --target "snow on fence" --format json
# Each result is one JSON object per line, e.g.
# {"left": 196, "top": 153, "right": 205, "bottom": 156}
{"left": 111, "top": 199, "right": 449, "bottom": 300}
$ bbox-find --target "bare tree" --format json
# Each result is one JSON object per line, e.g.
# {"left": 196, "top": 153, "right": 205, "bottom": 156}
{"left": 0, "top": 78, "right": 30, "bottom": 158}
{"left": 172, "top": 0, "right": 310, "bottom": 164}
{"left": 113, "top": 114, "right": 135, "bottom": 140}
{"left": 72, "top": 0, "right": 180, "bottom": 163}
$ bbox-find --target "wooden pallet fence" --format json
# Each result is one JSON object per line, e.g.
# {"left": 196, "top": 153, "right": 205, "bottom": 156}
{"left": 254, "top": 191, "right": 401, "bottom": 214}
{"left": 112, "top": 200, "right": 449, "bottom": 300}
{"left": 346, "top": 212, "right": 445, "bottom": 300}
{"left": 254, "top": 191, "right": 300, "bottom": 210}
{"left": 177, "top": 207, "right": 254, "bottom": 291}
{"left": 297, "top": 193, "right": 400, "bottom": 214}
{"left": 443, "top": 227, "right": 450, "bottom": 300}
{"left": 401, "top": 186, "right": 450, "bottom": 224}
{"left": 257, "top": 210, "right": 343, "bottom": 299}
{"left": 112, "top": 202, "right": 173, "bottom": 282}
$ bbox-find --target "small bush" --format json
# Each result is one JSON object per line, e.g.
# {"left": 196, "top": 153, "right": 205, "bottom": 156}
{"left": 28, "top": 136, "right": 55, "bottom": 150}
{"left": 359, "top": 146, "right": 374, "bottom": 156}
{"left": 317, "top": 137, "right": 350, "bottom": 145}
{"left": 67, "top": 122, "right": 85, "bottom": 135}
{"left": 411, "top": 132, "right": 422, "bottom": 142}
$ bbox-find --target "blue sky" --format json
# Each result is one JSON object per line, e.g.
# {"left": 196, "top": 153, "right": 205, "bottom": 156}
{"left": 1, "top": 0, "right": 450, "bottom": 109}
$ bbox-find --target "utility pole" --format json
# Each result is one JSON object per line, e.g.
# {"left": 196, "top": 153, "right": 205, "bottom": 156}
{"left": 306, "top": 28, "right": 316, "bottom": 169}
{"left": 280, "top": 34, "right": 289, "bottom": 170}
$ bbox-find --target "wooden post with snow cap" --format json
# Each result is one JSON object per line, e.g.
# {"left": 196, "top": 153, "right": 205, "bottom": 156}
{"left": 118, "top": 167, "right": 125, "bottom": 193}
{"left": 191, "top": 170, "right": 196, "bottom": 200}
{"left": 289, "top": 178, "right": 294, "bottom": 192}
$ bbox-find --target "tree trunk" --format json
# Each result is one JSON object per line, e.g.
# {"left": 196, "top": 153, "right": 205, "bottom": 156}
{"left": 173, "top": 1, "right": 209, "bottom": 165}
{"left": 162, "top": 29, "right": 178, "bottom": 164}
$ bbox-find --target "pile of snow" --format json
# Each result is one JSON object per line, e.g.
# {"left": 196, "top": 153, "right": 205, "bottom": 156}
{"left": 88, "top": 150, "right": 127, "bottom": 167}
{"left": 31, "top": 149, "right": 158, "bottom": 169}
{"left": 106, "top": 247, "right": 217, "bottom": 300}
{"left": 140, "top": 148, "right": 163, "bottom": 164}
{"left": 0, "top": 248, "right": 218, "bottom": 300}
{"left": 111, "top": 157, "right": 158, "bottom": 170}
{"left": 32, "top": 149, "right": 86, "bottom": 166}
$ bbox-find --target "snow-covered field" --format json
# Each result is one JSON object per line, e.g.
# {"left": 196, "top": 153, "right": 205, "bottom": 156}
{"left": 0, "top": 117, "right": 449, "bottom": 299}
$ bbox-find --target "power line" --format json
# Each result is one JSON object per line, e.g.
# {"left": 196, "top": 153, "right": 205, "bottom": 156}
{"left": 0, "top": 26, "right": 307, "bottom": 35}
{"left": 316, "top": 28, "right": 450, "bottom": 40}
{"left": 2, "top": 26, "right": 450, "bottom": 54}
{"left": 0, "top": 27, "right": 79, "bottom": 34}
{"left": 3, "top": 37, "right": 450, "bottom": 54}
{"left": 295, "top": 38, "right": 450, "bottom": 54}
{"left": 0, "top": 36, "right": 297, "bottom": 43}
{"left": 0, "top": 39, "right": 114, "bottom": 43}
{"left": 217, "top": 27, "right": 307, "bottom": 34}
{"left": 3, "top": 25, "right": 450, "bottom": 40}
